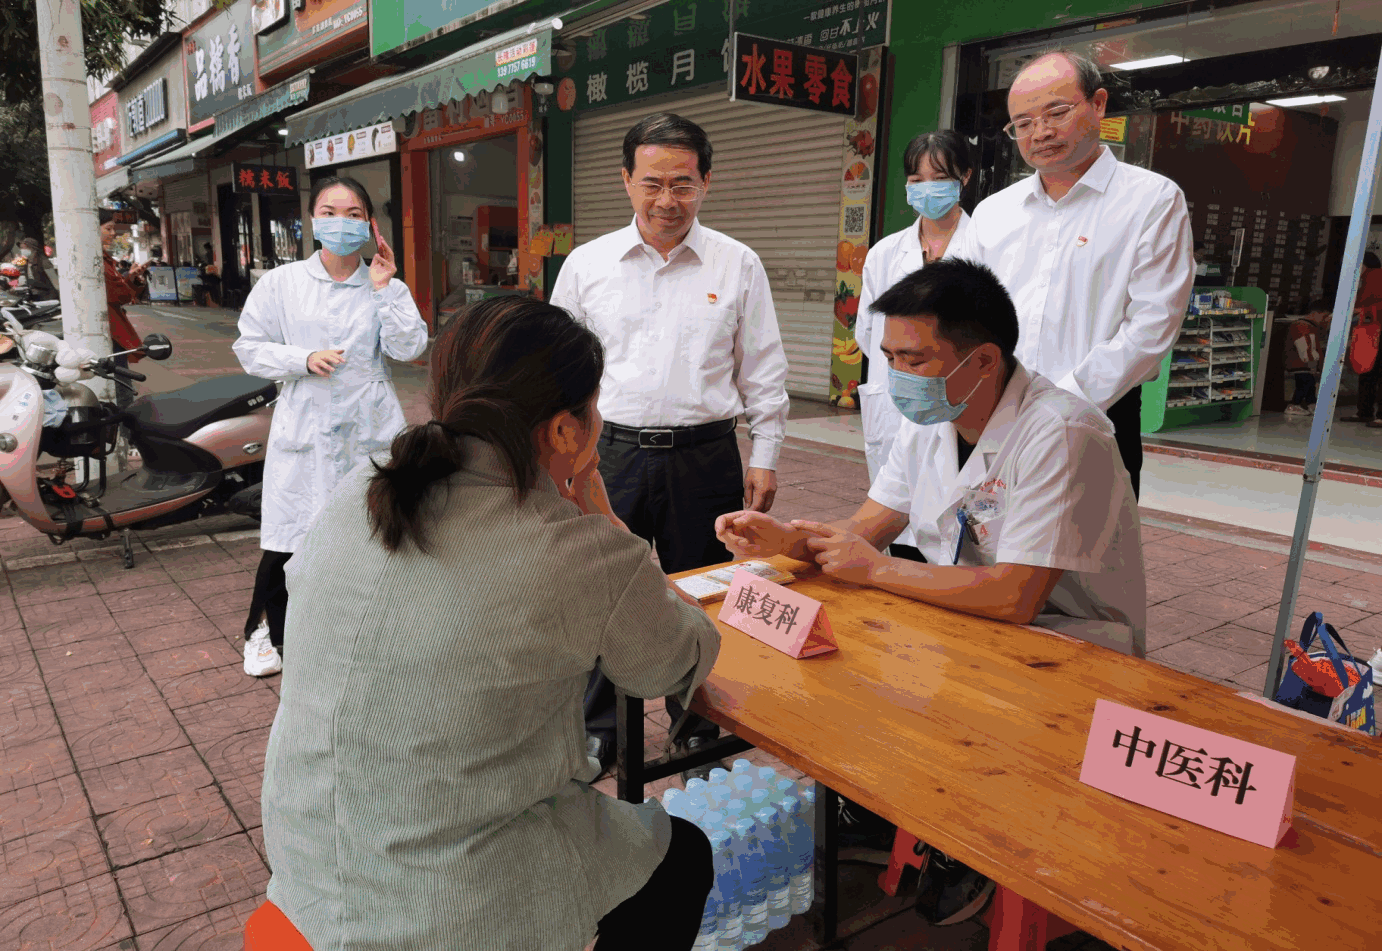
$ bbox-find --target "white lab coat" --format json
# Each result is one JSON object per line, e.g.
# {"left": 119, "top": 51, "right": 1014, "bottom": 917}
{"left": 868, "top": 364, "right": 1147, "bottom": 657}
{"left": 233, "top": 252, "right": 429, "bottom": 553}
{"left": 855, "top": 212, "right": 970, "bottom": 547}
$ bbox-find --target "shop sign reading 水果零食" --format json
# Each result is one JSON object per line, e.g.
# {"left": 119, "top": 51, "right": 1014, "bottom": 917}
{"left": 562, "top": 0, "right": 887, "bottom": 112}
{"left": 256, "top": 0, "right": 367, "bottom": 82}
{"left": 233, "top": 163, "right": 299, "bottom": 195}
{"left": 185, "top": 0, "right": 257, "bottom": 126}
{"left": 731, "top": 33, "right": 857, "bottom": 116}
{"left": 304, "top": 122, "right": 397, "bottom": 169}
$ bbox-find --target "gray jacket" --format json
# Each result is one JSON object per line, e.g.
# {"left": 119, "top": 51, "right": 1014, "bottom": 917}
{"left": 262, "top": 437, "right": 720, "bottom": 950}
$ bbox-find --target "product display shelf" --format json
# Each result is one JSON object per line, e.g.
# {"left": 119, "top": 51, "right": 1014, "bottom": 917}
{"left": 1141, "top": 286, "right": 1268, "bottom": 433}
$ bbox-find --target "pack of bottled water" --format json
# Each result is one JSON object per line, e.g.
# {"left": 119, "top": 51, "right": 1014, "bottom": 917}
{"left": 658, "top": 759, "right": 816, "bottom": 950}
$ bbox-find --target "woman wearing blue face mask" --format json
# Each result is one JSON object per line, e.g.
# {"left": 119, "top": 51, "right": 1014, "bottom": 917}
{"left": 855, "top": 131, "right": 975, "bottom": 557}
{"left": 232, "top": 176, "right": 428, "bottom": 676}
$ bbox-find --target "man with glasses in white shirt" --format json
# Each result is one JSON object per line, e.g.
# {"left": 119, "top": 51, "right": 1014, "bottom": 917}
{"left": 950, "top": 48, "right": 1194, "bottom": 496}
{"left": 551, "top": 113, "right": 790, "bottom": 782}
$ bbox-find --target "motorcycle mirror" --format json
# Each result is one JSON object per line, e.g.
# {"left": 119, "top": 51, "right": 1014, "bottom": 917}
{"left": 142, "top": 333, "right": 173, "bottom": 361}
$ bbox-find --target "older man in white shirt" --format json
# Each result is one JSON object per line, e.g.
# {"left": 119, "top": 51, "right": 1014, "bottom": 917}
{"left": 550, "top": 112, "right": 790, "bottom": 779}
{"left": 949, "top": 48, "right": 1194, "bottom": 496}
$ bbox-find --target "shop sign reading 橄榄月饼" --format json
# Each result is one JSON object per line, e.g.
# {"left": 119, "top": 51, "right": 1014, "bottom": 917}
{"left": 567, "top": 0, "right": 887, "bottom": 111}
{"left": 731, "top": 33, "right": 857, "bottom": 116}
{"left": 256, "top": 0, "right": 367, "bottom": 82}
{"left": 233, "top": 163, "right": 298, "bottom": 195}
{"left": 185, "top": 0, "right": 256, "bottom": 125}
{"left": 126, "top": 78, "right": 168, "bottom": 138}
{"left": 304, "top": 122, "right": 397, "bottom": 169}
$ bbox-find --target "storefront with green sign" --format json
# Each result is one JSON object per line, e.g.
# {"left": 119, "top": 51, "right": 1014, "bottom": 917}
{"left": 551, "top": 0, "right": 889, "bottom": 401}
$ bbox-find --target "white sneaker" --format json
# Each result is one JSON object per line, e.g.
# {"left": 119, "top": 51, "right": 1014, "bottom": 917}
{"left": 244, "top": 624, "right": 282, "bottom": 677}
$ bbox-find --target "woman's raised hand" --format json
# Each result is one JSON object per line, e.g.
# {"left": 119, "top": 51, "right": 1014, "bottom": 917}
{"left": 369, "top": 219, "right": 396, "bottom": 290}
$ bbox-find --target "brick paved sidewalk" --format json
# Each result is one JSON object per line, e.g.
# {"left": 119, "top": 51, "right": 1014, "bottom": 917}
{"left": 1, "top": 437, "right": 1379, "bottom": 950}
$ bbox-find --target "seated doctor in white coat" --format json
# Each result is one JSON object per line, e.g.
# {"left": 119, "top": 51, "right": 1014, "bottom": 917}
{"left": 716, "top": 257, "right": 1146, "bottom": 657}
{"left": 715, "top": 258, "right": 1147, "bottom": 927}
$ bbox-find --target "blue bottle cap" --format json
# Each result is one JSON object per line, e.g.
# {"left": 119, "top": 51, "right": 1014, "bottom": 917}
{"left": 708, "top": 767, "right": 730, "bottom": 784}
{"left": 731, "top": 758, "right": 754, "bottom": 773}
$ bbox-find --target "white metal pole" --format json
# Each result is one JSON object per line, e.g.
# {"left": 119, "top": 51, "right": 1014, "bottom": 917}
{"left": 36, "top": 0, "right": 112, "bottom": 381}
{"left": 1262, "top": 50, "right": 1382, "bottom": 698}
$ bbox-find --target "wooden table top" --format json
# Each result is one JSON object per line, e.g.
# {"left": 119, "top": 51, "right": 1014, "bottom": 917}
{"left": 680, "top": 556, "right": 1382, "bottom": 951}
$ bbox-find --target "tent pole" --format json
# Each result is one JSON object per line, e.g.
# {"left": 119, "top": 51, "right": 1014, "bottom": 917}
{"left": 1263, "top": 47, "right": 1382, "bottom": 698}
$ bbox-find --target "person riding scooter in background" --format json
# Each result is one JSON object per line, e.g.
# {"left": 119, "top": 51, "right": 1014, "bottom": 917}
{"left": 232, "top": 175, "right": 427, "bottom": 678}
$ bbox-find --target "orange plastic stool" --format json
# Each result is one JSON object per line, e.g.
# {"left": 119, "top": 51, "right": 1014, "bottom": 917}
{"left": 878, "top": 829, "right": 1080, "bottom": 951}
{"left": 243, "top": 900, "right": 314, "bottom": 951}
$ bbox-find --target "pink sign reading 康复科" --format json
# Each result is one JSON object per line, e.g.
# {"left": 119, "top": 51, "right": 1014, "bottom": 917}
{"left": 1079, "top": 699, "right": 1296, "bottom": 848}
{"left": 717, "top": 570, "right": 837, "bottom": 659}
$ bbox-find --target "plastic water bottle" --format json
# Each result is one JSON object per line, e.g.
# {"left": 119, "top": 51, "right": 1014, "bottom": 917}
{"left": 708, "top": 767, "right": 731, "bottom": 786}
{"left": 754, "top": 766, "right": 779, "bottom": 791}
{"left": 734, "top": 818, "right": 769, "bottom": 946}
{"left": 693, "top": 830, "right": 730, "bottom": 951}
{"left": 684, "top": 777, "right": 710, "bottom": 802}
{"left": 767, "top": 778, "right": 797, "bottom": 806}
{"left": 710, "top": 829, "right": 743, "bottom": 951}
{"left": 731, "top": 758, "right": 754, "bottom": 774}
{"left": 699, "top": 809, "right": 726, "bottom": 838}
{"left": 724, "top": 797, "right": 750, "bottom": 824}
{"left": 729, "top": 773, "right": 755, "bottom": 799}
{"left": 706, "top": 783, "right": 731, "bottom": 814}
{"left": 788, "top": 790, "right": 816, "bottom": 915}
{"left": 756, "top": 805, "right": 792, "bottom": 931}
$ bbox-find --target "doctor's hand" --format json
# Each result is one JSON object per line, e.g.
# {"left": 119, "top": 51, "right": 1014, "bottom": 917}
{"left": 716, "top": 510, "right": 795, "bottom": 559}
{"left": 744, "top": 467, "right": 777, "bottom": 512}
{"left": 307, "top": 349, "right": 346, "bottom": 376}
{"left": 369, "top": 219, "right": 396, "bottom": 290}
{"left": 792, "top": 520, "right": 885, "bottom": 586}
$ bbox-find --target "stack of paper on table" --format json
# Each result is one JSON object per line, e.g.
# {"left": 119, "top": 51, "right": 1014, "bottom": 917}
{"left": 674, "top": 560, "right": 797, "bottom": 605}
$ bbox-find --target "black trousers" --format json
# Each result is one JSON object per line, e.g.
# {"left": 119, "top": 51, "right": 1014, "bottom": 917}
{"left": 1356, "top": 362, "right": 1382, "bottom": 420}
{"left": 584, "top": 427, "right": 744, "bottom": 749}
{"left": 594, "top": 816, "right": 713, "bottom": 950}
{"left": 244, "top": 549, "right": 293, "bottom": 653}
{"left": 1104, "top": 386, "right": 1143, "bottom": 500}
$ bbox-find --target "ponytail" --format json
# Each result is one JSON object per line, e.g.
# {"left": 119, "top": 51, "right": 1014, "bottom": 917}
{"left": 365, "top": 296, "right": 604, "bottom": 554}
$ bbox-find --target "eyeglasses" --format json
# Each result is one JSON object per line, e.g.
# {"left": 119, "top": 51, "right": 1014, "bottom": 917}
{"left": 631, "top": 182, "right": 704, "bottom": 202}
{"left": 1002, "top": 97, "right": 1089, "bottom": 140}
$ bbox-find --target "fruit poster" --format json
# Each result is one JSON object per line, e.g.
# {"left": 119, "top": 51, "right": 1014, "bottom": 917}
{"left": 829, "top": 48, "right": 882, "bottom": 407}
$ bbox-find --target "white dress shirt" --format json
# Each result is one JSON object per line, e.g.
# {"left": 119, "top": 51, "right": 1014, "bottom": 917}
{"left": 868, "top": 364, "right": 1146, "bottom": 657}
{"left": 948, "top": 147, "right": 1194, "bottom": 411}
{"left": 550, "top": 219, "right": 790, "bottom": 471}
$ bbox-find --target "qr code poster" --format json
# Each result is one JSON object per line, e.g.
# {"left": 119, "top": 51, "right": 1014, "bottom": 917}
{"left": 830, "top": 46, "right": 882, "bottom": 406}
{"left": 841, "top": 202, "right": 869, "bottom": 240}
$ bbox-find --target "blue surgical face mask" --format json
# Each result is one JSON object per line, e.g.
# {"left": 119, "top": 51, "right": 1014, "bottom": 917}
{"left": 313, "top": 217, "right": 371, "bottom": 256}
{"left": 906, "top": 180, "right": 963, "bottom": 221}
{"left": 888, "top": 349, "right": 982, "bottom": 426}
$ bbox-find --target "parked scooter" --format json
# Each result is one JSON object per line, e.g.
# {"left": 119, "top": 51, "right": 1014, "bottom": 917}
{"left": 0, "top": 312, "right": 273, "bottom": 568}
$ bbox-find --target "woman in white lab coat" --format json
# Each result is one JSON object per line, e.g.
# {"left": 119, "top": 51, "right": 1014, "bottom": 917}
{"left": 855, "top": 132, "right": 975, "bottom": 555}
{"left": 233, "top": 176, "right": 429, "bottom": 676}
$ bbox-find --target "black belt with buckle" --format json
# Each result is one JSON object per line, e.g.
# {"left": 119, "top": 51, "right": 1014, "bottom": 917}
{"left": 603, "top": 418, "right": 738, "bottom": 449}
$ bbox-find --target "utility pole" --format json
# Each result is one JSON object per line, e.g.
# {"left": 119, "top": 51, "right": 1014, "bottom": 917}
{"left": 36, "top": 0, "right": 111, "bottom": 382}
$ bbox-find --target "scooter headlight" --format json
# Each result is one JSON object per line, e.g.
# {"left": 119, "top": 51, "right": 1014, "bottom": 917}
{"left": 0, "top": 433, "right": 17, "bottom": 453}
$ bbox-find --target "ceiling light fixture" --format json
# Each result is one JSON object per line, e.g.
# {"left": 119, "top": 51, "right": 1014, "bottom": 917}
{"left": 453, "top": 150, "right": 466, "bottom": 162}
{"left": 277, "top": 128, "right": 288, "bottom": 135}
{"left": 1110, "top": 54, "right": 1189, "bottom": 70}
{"left": 1265, "top": 94, "right": 1345, "bottom": 106}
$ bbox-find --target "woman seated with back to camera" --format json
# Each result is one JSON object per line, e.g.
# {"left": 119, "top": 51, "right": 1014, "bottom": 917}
{"left": 256, "top": 296, "right": 719, "bottom": 951}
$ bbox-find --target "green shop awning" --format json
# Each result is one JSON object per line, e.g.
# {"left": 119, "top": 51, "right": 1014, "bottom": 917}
{"left": 215, "top": 70, "right": 312, "bottom": 138}
{"left": 128, "top": 133, "right": 220, "bottom": 182}
{"left": 284, "top": 21, "right": 554, "bottom": 146}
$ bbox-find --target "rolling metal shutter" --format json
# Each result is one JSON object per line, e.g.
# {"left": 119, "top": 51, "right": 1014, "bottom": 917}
{"left": 571, "top": 87, "right": 845, "bottom": 399}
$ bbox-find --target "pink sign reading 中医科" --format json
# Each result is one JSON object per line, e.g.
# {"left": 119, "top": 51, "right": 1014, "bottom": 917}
{"left": 1079, "top": 699, "right": 1296, "bottom": 848}
{"left": 717, "top": 570, "right": 836, "bottom": 659}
